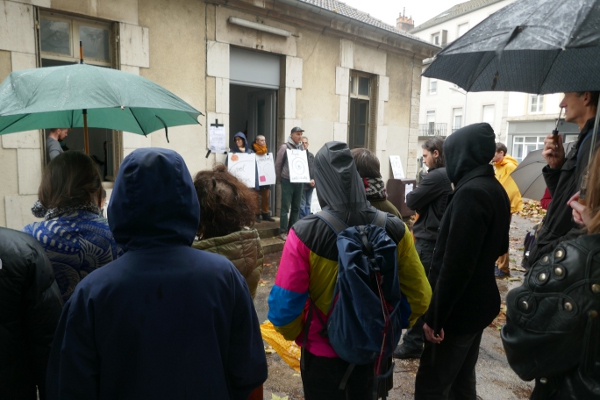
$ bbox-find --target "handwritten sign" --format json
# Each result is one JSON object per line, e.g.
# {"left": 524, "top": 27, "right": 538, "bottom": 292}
{"left": 389, "top": 155, "right": 405, "bottom": 179}
{"left": 227, "top": 153, "right": 256, "bottom": 188}
{"left": 287, "top": 149, "right": 310, "bottom": 183}
{"left": 208, "top": 125, "right": 227, "bottom": 153}
{"left": 405, "top": 183, "right": 414, "bottom": 203}
{"left": 256, "top": 153, "right": 276, "bottom": 186}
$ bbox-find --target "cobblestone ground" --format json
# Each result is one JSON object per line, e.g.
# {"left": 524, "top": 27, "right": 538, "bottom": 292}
{"left": 255, "top": 213, "right": 540, "bottom": 400}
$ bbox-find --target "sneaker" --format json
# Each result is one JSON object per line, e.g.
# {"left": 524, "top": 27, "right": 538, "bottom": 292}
{"left": 262, "top": 214, "right": 275, "bottom": 222}
{"left": 392, "top": 345, "right": 423, "bottom": 359}
{"left": 279, "top": 233, "right": 288, "bottom": 241}
{"left": 494, "top": 265, "right": 510, "bottom": 279}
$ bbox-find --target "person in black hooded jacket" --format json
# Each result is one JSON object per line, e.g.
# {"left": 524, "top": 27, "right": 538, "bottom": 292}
{"left": 0, "top": 227, "right": 62, "bottom": 400}
{"left": 414, "top": 123, "right": 511, "bottom": 400}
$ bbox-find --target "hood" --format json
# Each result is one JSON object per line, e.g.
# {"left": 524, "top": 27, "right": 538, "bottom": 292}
{"left": 444, "top": 123, "right": 496, "bottom": 184}
{"left": 108, "top": 148, "right": 200, "bottom": 251}
{"left": 233, "top": 132, "right": 250, "bottom": 153}
{"left": 496, "top": 154, "right": 518, "bottom": 168}
{"left": 314, "top": 141, "right": 369, "bottom": 212}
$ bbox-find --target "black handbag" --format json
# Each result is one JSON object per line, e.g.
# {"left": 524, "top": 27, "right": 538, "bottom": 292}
{"left": 502, "top": 234, "right": 600, "bottom": 396}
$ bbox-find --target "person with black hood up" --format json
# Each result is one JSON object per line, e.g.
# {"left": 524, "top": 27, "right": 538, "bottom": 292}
{"left": 269, "top": 141, "right": 431, "bottom": 399}
{"left": 46, "top": 148, "right": 267, "bottom": 400}
{"left": 414, "top": 123, "right": 511, "bottom": 400}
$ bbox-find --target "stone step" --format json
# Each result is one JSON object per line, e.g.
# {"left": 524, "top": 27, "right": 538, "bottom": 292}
{"left": 255, "top": 217, "right": 284, "bottom": 255}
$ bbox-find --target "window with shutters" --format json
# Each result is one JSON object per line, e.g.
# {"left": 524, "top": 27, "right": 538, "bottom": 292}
{"left": 348, "top": 71, "right": 377, "bottom": 150}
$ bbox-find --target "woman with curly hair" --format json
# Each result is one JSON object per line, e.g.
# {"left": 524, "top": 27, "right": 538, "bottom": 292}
{"left": 23, "top": 151, "right": 122, "bottom": 302}
{"left": 192, "top": 164, "right": 263, "bottom": 299}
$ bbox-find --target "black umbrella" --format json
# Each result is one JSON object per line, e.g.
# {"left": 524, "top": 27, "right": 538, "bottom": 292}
{"left": 422, "top": 0, "right": 600, "bottom": 94}
{"left": 511, "top": 142, "right": 575, "bottom": 200}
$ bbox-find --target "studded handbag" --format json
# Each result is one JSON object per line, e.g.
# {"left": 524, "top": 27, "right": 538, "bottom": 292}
{"left": 501, "top": 234, "right": 600, "bottom": 395}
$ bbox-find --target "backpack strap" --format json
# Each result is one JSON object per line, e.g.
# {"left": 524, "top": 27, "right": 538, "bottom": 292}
{"left": 371, "top": 209, "right": 387, "bottom": 229}
{"left": 315, "top": 210, "right": 348, "bottom": 234}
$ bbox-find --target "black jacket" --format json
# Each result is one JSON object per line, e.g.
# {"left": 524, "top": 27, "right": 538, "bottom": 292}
{"left": 529, "top": 118, "right": 597, "bottom": 264}
{"left": 0, "top": 227, "right": 62, "bottom": 400}
{"left": 406, "top": 167, "right": 452, "bottom": 242}
{"left": 425, "top": 123, "right": 511, "bottom": 335}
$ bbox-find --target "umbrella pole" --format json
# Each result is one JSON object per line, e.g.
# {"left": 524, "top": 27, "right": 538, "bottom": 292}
{"left": 83, "top": 109, "right": 89, "bottom": 155}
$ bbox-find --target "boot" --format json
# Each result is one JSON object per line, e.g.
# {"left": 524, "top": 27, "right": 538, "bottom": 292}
{"left": 262, "top": 213, "right": 275, "bottom": 222}
{"left": 255, "top": 214, "right": 261, "bottom": 223}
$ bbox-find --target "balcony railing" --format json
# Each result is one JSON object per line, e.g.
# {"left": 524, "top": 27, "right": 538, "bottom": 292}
{"left": 419, "top": 123, "right": 448, "bottom": 137}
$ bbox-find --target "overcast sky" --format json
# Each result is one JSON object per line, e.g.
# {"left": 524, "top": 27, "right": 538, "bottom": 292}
{"left": 340, "top": 0, "right": 467, "bottom": 28}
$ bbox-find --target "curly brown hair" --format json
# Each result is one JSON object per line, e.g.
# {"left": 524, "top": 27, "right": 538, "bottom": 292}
{"left": 194, "top": 164, "right": 259, "bottom": 239}
{"left": 38, "top": 151, "right": 103, "bottom": 210}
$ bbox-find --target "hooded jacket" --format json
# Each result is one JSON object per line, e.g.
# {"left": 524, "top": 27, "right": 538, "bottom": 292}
{"left": 230, "top": 132, "right": 259, "bottom": 190}
{"left": 494, "top": 154, "right": 523, "bottom": 214}
{"left": 425, "top": 123, "right": 511, "bottom": 335}
{"left": 0, "top": 228, "right": 62, "bottom": 400}
{"left": 268, "top": 141, "right": 431, "bottom": 357}
{"left": 47, "top": 148, "right": 267, "bottom": 400}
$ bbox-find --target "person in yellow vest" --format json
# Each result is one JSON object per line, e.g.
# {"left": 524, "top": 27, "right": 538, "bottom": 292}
{"left": 493, "top": 142, "right": 523, "bottom": 278}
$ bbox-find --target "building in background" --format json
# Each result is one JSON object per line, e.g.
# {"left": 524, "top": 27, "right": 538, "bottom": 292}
{"left": 0, "top": 0, "right": 437, "bottom": 229}
{"left": 408, "top": 0, "right": 575, "bottom": 168}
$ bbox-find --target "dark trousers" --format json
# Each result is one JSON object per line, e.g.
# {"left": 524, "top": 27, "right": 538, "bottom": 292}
{"left": 301, "top": 350, "right": 383, "bottom": 400}
{"left": 414, "top": 330, "right": 483, "bottom": 400}
{"left": 280, "top": 178, "right": 303, "bottom": 233}
{"left": 400, "top": 239, "right": 435, "bottom": 351}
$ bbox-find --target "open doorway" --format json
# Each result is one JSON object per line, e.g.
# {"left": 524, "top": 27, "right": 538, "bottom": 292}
{"left": 230, "top": 84, "right": 278, "bottom": 214}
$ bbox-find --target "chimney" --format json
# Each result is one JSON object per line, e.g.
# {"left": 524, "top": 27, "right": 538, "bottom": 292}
{"left": 396, "top": 7, "right": 414, "bottom": 32}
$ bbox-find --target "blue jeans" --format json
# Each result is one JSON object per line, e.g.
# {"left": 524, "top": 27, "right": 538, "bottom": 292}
{"left": 299, "top": 188, "right": 314, "bottom": 219}
{"left": 280, "top": 179, "right": 303, "bottom": 233}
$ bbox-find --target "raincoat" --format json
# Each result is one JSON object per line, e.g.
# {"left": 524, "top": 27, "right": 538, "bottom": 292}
{"left": 46, "top": 148, "right": 267, "bottom": 400}
{"left": 268, "top": 141, "right": 431, "bottom": 357}
{"left": 494, "top": 154, "right": 523, "bottom": 214}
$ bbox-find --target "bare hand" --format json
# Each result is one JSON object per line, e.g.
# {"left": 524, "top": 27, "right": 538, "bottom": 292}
{"left": 423, "top": 323, "right": 444, "bottom": 344}
{"left": 542, "top": 133, "right": 565, "bottom": 169}
{"left": 568, "top": 191, "right": 591, "bottom": 227}
{"left": 310, "top": 179, "right": 315, "bottom": 187}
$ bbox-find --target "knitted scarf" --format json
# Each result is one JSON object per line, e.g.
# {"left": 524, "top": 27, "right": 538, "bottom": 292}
{"left": 363, "top": 177, "right": 387, "bottom": 199}
{"left": 253, "top": 142, "right": 268, "bottom": 155}
{"left": 31, "top": 199, "right": 102, "bottom": 220}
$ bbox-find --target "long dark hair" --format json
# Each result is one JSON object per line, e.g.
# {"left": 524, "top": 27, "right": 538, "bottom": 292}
{"left": 194, "top": 164, "right": 259, "bottom": 239}
{"left": 38, "top": 151, "right": 103, "bottom": 209}
{"left": 422, "top": 137, "right": 445, "bottom": 168}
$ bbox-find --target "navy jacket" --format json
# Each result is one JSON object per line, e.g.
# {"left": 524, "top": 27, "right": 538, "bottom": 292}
{"left": 47, "top": 148, "right": 267, "bottom": 400}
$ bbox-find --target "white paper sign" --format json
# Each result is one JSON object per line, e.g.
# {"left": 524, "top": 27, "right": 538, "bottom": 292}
{"left": 227, "top": 153, "right": 256, "bottom": 188}
{"left": 389, "top": 155, "right": 405, "bottom": 179}
{"left": 287, "top": 149, "right": 310, "bottom": 183}
{"left": 208, "top": 125, "right": 227, "bottom": 153}
{"left": 256, "top": 153, "right": 276, "bottom": 186}
{"left": 310, "top": 188, "right": 321, "bottom": 214}
{"left": 405, "top": 183, "right": 414, "bottom": 203}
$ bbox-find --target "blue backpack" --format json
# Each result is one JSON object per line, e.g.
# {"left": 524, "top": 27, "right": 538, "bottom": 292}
{"left": 314, "top": 210, "right": 408, "bottom": 368}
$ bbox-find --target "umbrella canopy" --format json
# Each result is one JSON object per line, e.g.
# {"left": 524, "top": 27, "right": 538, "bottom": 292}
{"left": 0, "top": 63, "right": 203, "bottom": 136}
{"left": 511, "top": 142, "right": 575, "bottom": 200}
{"left": 422, "top": 0, "right": 600, "bottom": 94}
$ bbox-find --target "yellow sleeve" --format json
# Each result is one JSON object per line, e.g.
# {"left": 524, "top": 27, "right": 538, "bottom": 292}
{"left": 396, "top": 224, "right": 432, "bottom": 327}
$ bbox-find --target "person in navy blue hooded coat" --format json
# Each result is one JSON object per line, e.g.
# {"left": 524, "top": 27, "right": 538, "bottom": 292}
{"left": 46, "top": 148, "right": 267, "bottom": 400}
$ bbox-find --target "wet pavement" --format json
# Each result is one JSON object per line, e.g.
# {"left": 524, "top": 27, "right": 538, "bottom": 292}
{"left": 255, "top": 213, "right": 540, "bottom": 399}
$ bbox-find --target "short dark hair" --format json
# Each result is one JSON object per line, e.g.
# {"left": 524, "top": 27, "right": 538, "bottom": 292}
{"left": 495, "top": 142, "right": 508, "bottom": 155}
{"left": 38, "top": 151, "right": 103, "bottom": 210}
{"left": 576, "top": 91, "right": 600, "bottom": 107}
{"left": 350, "top": 148, "right": 381, "bottom": 179}
{"left": 422, "top": 137, "right": 446, "bottom": 168}
{"left": 193, "top": 164, "right": 259, "bottom": 239}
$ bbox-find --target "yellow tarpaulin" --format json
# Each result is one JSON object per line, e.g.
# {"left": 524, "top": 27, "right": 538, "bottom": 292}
{"left": 260, "top": 321, "right": 301, "bottom": 373}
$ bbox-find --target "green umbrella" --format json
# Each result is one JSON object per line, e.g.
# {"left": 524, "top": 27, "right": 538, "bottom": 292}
{"left": 0, "top": 63, "right": 203, "bottom": 152}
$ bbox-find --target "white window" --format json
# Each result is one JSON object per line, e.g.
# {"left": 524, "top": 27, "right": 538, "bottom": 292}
{"left": 452, "top": 108, "right": 463, "bottom": 131}
{"left": 513, "top": 136, "right": 546, "bottom": 162}
{"left": 482, "top": 105, "right": 495, "bottom": 126}
{"left": 529, "top": 94, "right": 544, "bottom": 113}
{"left": 431, "top": 33, "right": 440, "bottom": 45}
{"left": 457, "top": 23, "right": 470, "bottom": 37}
{"left": 429, "top": 79, "right": 437, "bottom": 95}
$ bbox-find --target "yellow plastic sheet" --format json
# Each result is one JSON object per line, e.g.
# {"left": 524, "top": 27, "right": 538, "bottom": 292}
{"left": 260, "top": 321, "right": 301, "bottom": 372}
